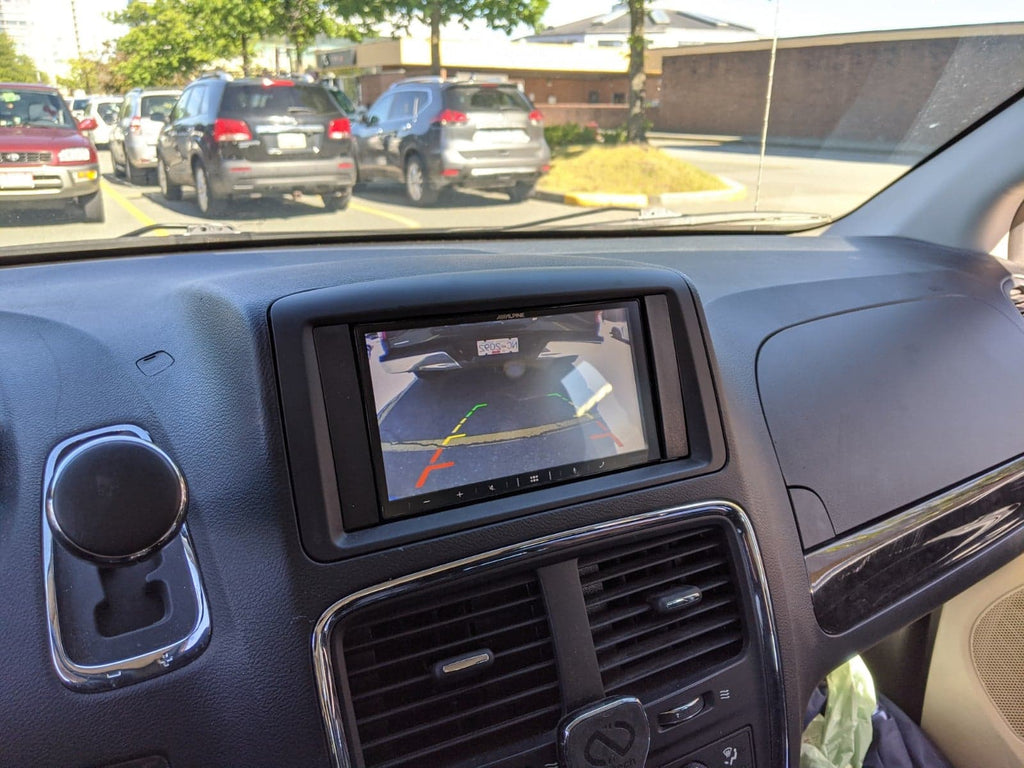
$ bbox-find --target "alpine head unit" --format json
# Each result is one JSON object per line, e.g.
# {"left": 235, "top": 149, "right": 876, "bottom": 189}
{"left": 361, "top": 301, "right": 659, "bottom": 519}
{"left": 270, "top": 268, "right": 724, "bottom": 561}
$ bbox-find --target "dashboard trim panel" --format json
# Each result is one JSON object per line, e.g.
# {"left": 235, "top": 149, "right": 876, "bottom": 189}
{"left": 807, "top": 453, "right": 1024, "bottom": 634}
{"left": 310, "top": 500, "right": 786, "bottom": 768}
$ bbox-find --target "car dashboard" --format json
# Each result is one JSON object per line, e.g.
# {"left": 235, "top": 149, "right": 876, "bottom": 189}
{"left": 3, "top": 233, "right": 1024, "bottom": 768}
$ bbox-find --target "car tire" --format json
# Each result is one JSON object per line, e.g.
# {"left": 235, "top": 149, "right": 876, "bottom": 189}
{"left": 158, "top": 158, "right": 183, "bottom": 201}
{"left": 127, "top": 158, "right": 148, "bottom": 185}
{"left": 404, "top": 154, "right": 438, "bottom": 206}
{"left": 508, "top": 182, "right": 536, "bottom": 203}
{"left": 79, "top": 191, "right": 105, "bottom": 223}
{"left": 322, "top": 189, "right": 352, "bottom": 212}
{"left": 193, "top": 161, "right": 225, "bottom": 217}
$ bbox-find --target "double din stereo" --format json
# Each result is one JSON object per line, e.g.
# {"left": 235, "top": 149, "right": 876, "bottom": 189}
{"left": 271, "top": 269, "right": 723, "bottom": 560}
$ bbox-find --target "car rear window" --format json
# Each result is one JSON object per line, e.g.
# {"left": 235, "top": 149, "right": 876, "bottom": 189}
{"left": 96, "top": 102, "right": 120, "bottom": 124}
{"left": 141, "top": 95, "right": 178, "bottom": 120}
{"left": 444, "top": 85, "right": 531, "bottom": 112}
{"left": 72, "top": 98, "right": 90, "bottom": 111}
{"left": 220, "top": 84, "right": 339, "bottom": 115}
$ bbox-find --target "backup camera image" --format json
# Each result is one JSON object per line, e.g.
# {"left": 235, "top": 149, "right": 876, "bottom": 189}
{"left": 363, "top": 304, "right": 653, "bottom": 511}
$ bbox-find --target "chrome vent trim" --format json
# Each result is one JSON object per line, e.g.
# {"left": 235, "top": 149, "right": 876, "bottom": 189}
{"left": 312, "top": 502, "right": 786, "bottom": 768}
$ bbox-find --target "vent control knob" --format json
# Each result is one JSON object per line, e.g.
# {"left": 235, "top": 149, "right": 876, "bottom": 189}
{"left": 47, "top": 435, "right": 187, "bottom": 564}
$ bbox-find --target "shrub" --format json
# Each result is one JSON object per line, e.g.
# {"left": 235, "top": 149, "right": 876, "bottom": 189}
{"left": 544, "top": 123, "right": 598, "bottom": 150}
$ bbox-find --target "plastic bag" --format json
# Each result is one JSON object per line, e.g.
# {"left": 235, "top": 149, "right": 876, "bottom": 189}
{"left": 801, "top": 655, "right": 877, "bottom": 768}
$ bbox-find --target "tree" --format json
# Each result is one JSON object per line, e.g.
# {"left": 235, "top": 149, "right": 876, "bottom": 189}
{"left": 0, "top": 30, "right": 40, "bottom": 83}
{"left": 110, "top": 0, "right": 220, "bottom": 87}
{"left": 374, "top": 0, "right": 549, "bottom": 76}
{"left": 204, "top": 0, "right": 276, "bottom": 77}
{"left": 56, "top": 50, "right": 129, "bottom": 94}
{"left": 626, "top": 0, "right": 646, "bottom": 143}
{"left": 273, "top": 0, "right": 357, "bottom": 72}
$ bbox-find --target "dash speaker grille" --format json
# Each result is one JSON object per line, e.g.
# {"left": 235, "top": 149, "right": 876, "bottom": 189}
{"left": 971, "top": 586, "right": 1024, "bottom": 740}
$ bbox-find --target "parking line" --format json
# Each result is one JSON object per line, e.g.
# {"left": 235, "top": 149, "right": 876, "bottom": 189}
{"left": 349, "top": 200, "right": 422, "bottom": 229}
{"left": 100, "top": 179, "right": 160, "bottom": 229}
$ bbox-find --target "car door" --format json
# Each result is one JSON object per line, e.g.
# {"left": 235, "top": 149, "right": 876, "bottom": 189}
{"left": 352, "top": 93, "right": 392, "bottom": 180}
{"left": 110, "top": 95, "right": 133, "bottom": 168}
{"left": 387, "top": 89, "right": 431, "bottom": 176}
{"left": 162, "top": 87, "right": 202, "bottom": 184}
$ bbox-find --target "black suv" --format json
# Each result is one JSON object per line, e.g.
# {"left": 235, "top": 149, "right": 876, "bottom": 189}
{"left": 352, "top": 77, "right": 551, "bottom": 205}
{"left": 156, "top": 76, "right": 356, "bottom": 216}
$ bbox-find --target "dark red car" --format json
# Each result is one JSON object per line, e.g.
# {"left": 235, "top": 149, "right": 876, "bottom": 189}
{"left": 0, "top": 83, "right": 104, "bottom": 222}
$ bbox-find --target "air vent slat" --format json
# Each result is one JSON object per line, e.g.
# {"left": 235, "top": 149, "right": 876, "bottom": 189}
{"left": 604, "top": 629, "right": 744, "bottom": 694}
{"left": 579, "top": 540, "right": 720, "bottom": 584}
{"left": 583, "top": 555, "right": 728, "bottom": 609}
{"left": 592, "top": 593, "right": 736, "bottom": 652}
{"left": 372, "top": 704, "right": 562, "bottom": 768}
{"left": 345, "top": 588, "right": 540, "bottom": 651}
{"left": 578, "top": 529, "right": 710, "bottom": 567}
{"left": 582, "top": 524, "right": 745, "bottom": 701}
{"left": 339, "top": 574, "right": 559, "bottom": 768}
{"left": 348, "top": 617, "right": 550, "bottom": 679}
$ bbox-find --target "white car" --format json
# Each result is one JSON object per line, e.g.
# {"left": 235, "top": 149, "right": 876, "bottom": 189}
{"left": 84, "top": 96, "right": 123, "bottom": 147}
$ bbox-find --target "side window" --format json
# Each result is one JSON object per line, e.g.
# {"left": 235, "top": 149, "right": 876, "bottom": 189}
{"left": 170, "top": 91, "right": 190, "bottom": 122}
{"left": 119, "top": 97, "right": 132, "bottom": 121}
{"left": 410, "top": 90, "right": 430, "bottom": 119}
{"left": 366, "top": 94, "right": 392, "bottom": 125}
{"left": 183, "top": 88, "right": 203, "bottom": 119}
{"left": 389, "top": 91, "right": 416, "bottom": 121}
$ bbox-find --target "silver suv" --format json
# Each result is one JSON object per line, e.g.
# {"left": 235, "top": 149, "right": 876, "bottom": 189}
{"left": 352, "top": 77, "right": 551, "bottom": 205}
{"left": 109, "top": 88, "right": 181, "bottom": 184}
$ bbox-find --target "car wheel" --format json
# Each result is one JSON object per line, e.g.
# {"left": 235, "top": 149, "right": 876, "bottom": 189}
{"left": 158, "top": 158, "right": 183, "bottom": 201}
{"left": 193, "top": 161, "right": 225, "bottom": 217}
{"left": 79, "top": 191, "right": 104, "bottom": 223}
{"left": 322, "top": 188, "right": 352, "bottom": 212}
{"left": 404, "top": 154, "right": 438, "bottom": 206}
{"left": 127, "top": 158, "right": 148, "bottom": 185}
{"left": 507, "top": 182, "right": 536, "bottom": 203}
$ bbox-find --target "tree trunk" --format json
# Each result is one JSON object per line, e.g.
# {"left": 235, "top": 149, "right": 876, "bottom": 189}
{"left": 241, "top": 33, "right": 250, "bottom": 77}
{"left": 429, "top": 3, "right": 442, "bottom": 76}
{"left": 627, "top": 0, "right": 646, "bottom": 143}
{"left": 294, "top": 45, "right": 303, "bottom": 73}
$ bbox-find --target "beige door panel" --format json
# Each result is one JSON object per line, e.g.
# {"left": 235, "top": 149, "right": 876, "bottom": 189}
{"left": 922, "top": 552, "right": 1024, "bottom": 768}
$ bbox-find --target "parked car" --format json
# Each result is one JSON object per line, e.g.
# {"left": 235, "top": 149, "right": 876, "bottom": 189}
{"left": 352, "top": 77, "right": 551, "bottom": 205}
{"left": 0, "top": 82, "right": 103, "bottom": 222}
{"left": 83, "top": 96, "right": 123, "bottom": 147}
{"left": 156, "top": 75, "right": 357, "bottom": 216}
{"left": 109, "top": 87, "right": 181, "bottom": 184}
{"left": 68, "top": 95, "right": 91, "bottom": 121}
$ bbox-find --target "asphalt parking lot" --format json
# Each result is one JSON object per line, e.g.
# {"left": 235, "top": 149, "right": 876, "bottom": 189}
{"left": 0, "top": 138, "right": 910, "bottom": 248}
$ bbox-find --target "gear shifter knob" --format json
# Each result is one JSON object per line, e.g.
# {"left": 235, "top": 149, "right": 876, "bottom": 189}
{"left": 46, "top": 435, "right": 187, "bottom": 564}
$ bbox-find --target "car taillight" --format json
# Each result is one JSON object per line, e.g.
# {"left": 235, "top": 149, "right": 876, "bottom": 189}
{"left": 214, "top": 118, "right": 252, "bottom": 143}
{"left": 129, "top": 116, "right": 142, "bottom": 135}
{"left": 433, "top": 109, "right": 468, "bottom": 126}
{"left": 328, "top": 117, "right": 351, "bottom": 140}
{"left": 528, "top": 109, "right": 544, "bottom": 125}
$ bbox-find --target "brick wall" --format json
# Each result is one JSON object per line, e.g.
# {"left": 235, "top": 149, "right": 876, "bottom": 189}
{"left": 656, "top": 34, "right": 1024, "bottom": 147}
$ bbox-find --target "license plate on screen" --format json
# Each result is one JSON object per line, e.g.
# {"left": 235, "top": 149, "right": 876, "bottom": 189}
{"left": 0, "top": 173, "right": 34, "bottom": 189}
{"left": 277, "top": 132, "right": 306, "bottom": 150}
{"left": 477, "top": 337, "right": 519, "bottom": 356}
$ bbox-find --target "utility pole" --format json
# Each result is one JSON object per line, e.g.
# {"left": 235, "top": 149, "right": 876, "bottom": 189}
{"left": 69, "top": 0, "right": 91, "bottom": 92}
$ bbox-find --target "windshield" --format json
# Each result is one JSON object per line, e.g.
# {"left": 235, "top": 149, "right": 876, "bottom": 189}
{"left": 0, "top": 1, "right": 1021, "bottom": 248}
{"left": 0, "top": 88, "right": 75, "bottom": 128}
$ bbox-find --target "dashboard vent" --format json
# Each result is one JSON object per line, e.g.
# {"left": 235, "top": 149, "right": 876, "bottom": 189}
{"left": 580, "top": 525, "right": 744, "bottom": 699}
{"left": 340, "top": 574, "right": 559, "bottom": 768}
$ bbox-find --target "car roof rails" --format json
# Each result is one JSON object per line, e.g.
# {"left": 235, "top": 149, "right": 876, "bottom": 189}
{"left": 198, "top": 71, "right": 233, "bottom": 81}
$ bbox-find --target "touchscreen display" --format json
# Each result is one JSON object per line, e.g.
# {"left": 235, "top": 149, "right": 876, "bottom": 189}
{"left": 361, "top": 302, "right": 657, "bottom": 517}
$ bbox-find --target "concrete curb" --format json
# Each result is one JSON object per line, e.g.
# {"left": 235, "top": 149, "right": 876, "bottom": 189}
{"left": 536, "top": 175, "right": 747, "bottom": 209}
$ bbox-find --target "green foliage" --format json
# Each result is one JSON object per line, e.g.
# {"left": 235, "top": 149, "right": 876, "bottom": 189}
{"left": 544, "top": 123, "right": 598, "bottom": 150}
{"left": 56, "top": 48, "right": 129, "bottom": 94}
{"left": 110, "top": 0, "right": 220, "bottom": 87}
{"left": 204, "top": 0, "right": 277, "bottom": 74}
{"left": 600, "top": 126, "right": 628, "bottom": 146}
{"left": 0, "top": 30, "right": 40, "bottom": 83}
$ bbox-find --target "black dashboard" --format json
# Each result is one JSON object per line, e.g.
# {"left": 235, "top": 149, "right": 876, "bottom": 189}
{"left": 3, "top": 233, "right": 1024, "bottom": 768}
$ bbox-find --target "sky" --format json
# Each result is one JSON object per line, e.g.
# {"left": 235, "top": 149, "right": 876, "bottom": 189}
{"left": 537, "top": 0, "right": 1023, "bottom": 38}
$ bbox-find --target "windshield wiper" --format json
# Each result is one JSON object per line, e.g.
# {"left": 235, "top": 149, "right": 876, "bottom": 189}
{"left": 505, "top": 207, "right": 832, "bottom": 233}
{"left": 119, "top": 222, "right": 241, "bottom": 237}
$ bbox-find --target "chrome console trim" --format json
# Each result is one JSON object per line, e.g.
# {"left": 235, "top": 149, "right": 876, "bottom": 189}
{"left": 42, "top": 424, "right": 211, "bottom": 692}
{"left": 311, "top": 501, "right": 787, "bottom": 768}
